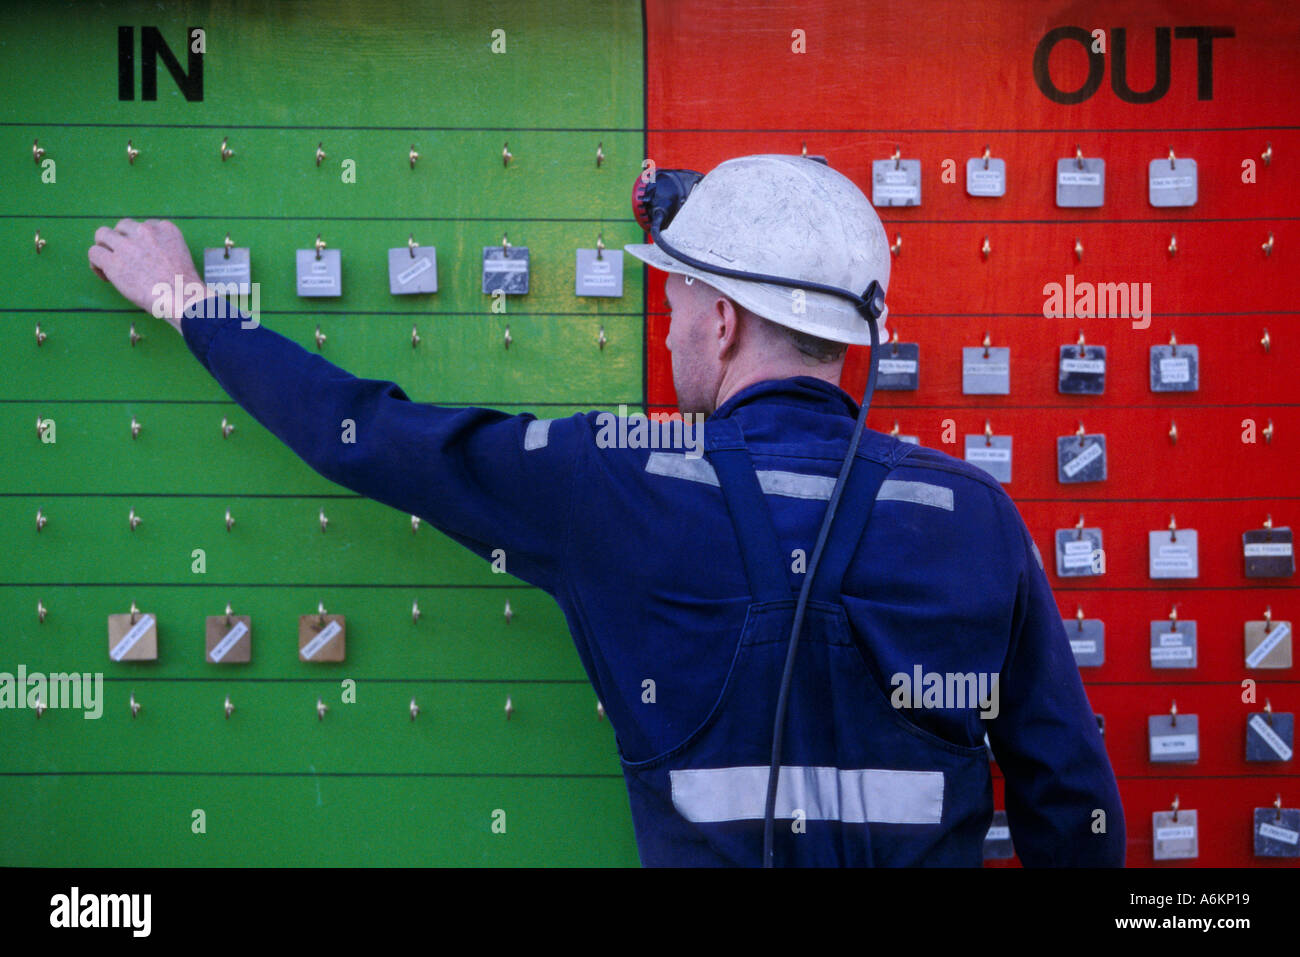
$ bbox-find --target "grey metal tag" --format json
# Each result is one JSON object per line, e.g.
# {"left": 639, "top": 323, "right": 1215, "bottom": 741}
{"left": 482, "top": 246, "right": 530, "bottom": 295}
{"left": 876, "top": 343, "right": 919, "bottom": 390}
{"left": 1055, "top": 527, "right": 1103, "bottom": 577}
{"left": 575, "top": 248, "right": 623, "bottom": 297}
{"left": 1245, "top": 619, "right": 1292, "bottom": 669}
{"left": 1150, "top": 621, "right": 1197, "bottom": 669}
{"left": 966, "top": 157, "right": 1006, "bottom": 197}
{"left": 388, "top": 247, "right": 438, "bottom": 294}
{"left": 982, "top": 810, "right": 1014, "bottom": 860}
{"left": 1149, "top": 713, "right": 1199, "bottom": 763}
{"left": 1148, "top": 529, "right": 1199, "bottom": 578}
{"left": 1056, "top": 157, "right": 1105, "bottom": 207}
{"left": 1246, "top": 712, "right": 1294, "bottom": 762}
{"left": 1065, "top": 617, "right": 1105, "bottom": 667}
{"left": 1057, "top": 434, "right": 1107, "bottom": 483}
{"left": 1254, "top": 807, "right": 1300, "bottom": 857}
{"left": 1243, "top": 526, "right": 1295, "bottom": 578}
{"left": 1058, "top": 345, "right": 1106, "bottom": 394}
{"left": 1148, "top": 157, "right": 1198, "bottom": 207}
{"left": 1152, "top": 809, "right": 1198, "bottom": 860}
{"left": 204, "top": 246, "right": 251, "bottom": 286}
{"left": 296, "top": 249, "right": 342, "bottom": 297}
{"left": 965, "top": 434, "right": 1011, "bottom": 484}
{"left": 962, "top": 346, "right": 1010, "bottom": 394}
{"left": 871, "top": 159, "right": 921, "bottom": 207}
{"left": 1149, "top": 344, "right": 1199, "bottom": 392}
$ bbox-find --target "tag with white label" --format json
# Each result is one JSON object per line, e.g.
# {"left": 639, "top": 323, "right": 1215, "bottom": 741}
{"left": 1056, "top": 157, "right": 1105, "bottom": 207}
{"left": 1246, "top": 712, "right": 1295, "bottom": 762}
{"left": 871, "top": 158, "right": 921, "bottom": 207}
{"left": 575, "top": 248, "right": 623, "bottom": 297}
{"left": 1148, "top": 530, "right": 1199, "bottom": 579}
{"left": 296, "top": 249, "right": 342, "bottom": 297}
{"left": 982, "top": 810, "right": 1015, "bottom": 860}
{"left": 298, "top": 615, "right": 346, "bottom": 662}
{"left": 1152, "top": 809, "right": 1198, "bottom": 860}
{"left": 876, "top": 343, "right": 920, "bottom": 391}
{"left": 1064, "top": 617, "right": 1105, "bottom": 667}
{"left": 962, "top": 347, "right": 1010, "bottom": 394}
{"left": 1244, "top": 619, "right": 1293, "bottom": 669}
{"left": 966, "top": 157, "right": 1006, "bottom": 197}
{"left": 1058, "top": 345, "right": 1107, "bottom": 395}
{"left": 205, "top": 615, "right": 252, "bottom": 664}
{"left": 107, "top": 612, "right": 158, "bottom": 662}
{"left": 1148, "top": 713, "right": 1199, "bottom": 763}
{"left": 964, "top": 434, "right": 1012, "bottom": 484}
{"left": 1254, "top": 807, "right": 1300, "bottom": 857}
{"left": 1057, "top": 434, "right": 1107, "bottom": 483}
{"left": 1149, "top": 621, "right": 1197, "bottom": 669}
{"left": 388, "top": 247, "right": 438, "bottom": 294}
{"left": 1055, "top": 528, "right": 1103, "bottom": 577}
{"left": 203, "top": 247, "right": 251, "bottom": 287}
{"left": 1243, "top": 527, "right": 1295, "bottom": 578}
{"left": 1148, "top": 157, "right": 1198, "bottom": 207}
{"left": 1149, "top": 344, "right": 1199, "bottom": 392}
{"left": 482, "top": 246, "right": 530, "bottom": 295}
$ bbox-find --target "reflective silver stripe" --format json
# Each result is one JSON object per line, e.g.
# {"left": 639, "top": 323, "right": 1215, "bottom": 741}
{"left": 523, "top": 418, "right": 553, "bottom": 451}
{"left": 877, "top": 479, "right": 954, "bottom": 511}
{"left": 670, "top": 765, "right": 944, "bottom": 825}
{"left": 756, "top": 469, "right": 836, "bottom": 500}
{"left": 646, "top": 451, "right": 719, "bottom": 485}
{"left": 1031, "top": 540, "right": 1045, "bottom": 570}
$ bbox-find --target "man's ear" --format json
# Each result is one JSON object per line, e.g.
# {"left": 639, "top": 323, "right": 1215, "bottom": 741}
{"left": 713, "top": 295, "right": 741, "bottom": 358}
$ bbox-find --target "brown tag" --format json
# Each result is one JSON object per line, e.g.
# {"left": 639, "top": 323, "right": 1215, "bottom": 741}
{"left": 298, "top": 614, "right": 346, "bottom": 662}
{"left": 205, "top": 615, "right": 252, "bottom": 664}
{"left": 107, "top": 612, "right": 158, "bottom": 661}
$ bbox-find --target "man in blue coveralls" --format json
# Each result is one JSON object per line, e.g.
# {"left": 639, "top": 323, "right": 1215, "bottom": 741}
{"left": 88, "top": 154, "right": 1124, "bottom": 867}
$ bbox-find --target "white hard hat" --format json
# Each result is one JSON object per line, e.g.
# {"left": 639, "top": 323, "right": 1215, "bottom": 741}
{"left": 625, "top": 154, "right": 890, "bottom": 346}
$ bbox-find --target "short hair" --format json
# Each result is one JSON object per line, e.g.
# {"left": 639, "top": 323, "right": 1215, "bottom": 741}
{"left": 747, "top": 308, "right": 846, "bottom": 363}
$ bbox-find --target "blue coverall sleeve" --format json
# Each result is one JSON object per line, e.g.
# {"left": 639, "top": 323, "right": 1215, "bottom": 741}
{"left": 985, "top": 507, "right": 1127, "bottom": 866}
{"left": 180, "top": 296, "right": 578, "bottom": 592}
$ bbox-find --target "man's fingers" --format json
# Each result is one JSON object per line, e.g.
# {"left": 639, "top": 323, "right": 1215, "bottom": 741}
{"left": 114, "top": 217, "right": 141, "bottom": 236}
{"left": 87, "top": 244, "right": 111, "bottom": 279}
{"left": 93, "top": 226, "right": 119, "bottom": 251}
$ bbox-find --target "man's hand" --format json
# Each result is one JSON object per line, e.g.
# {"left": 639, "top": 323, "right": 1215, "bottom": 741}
{"left": 87, "top": 218, "right": 211, "bottom": 331}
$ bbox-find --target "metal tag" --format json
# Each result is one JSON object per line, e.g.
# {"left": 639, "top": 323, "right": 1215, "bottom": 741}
{"left": 575, "top": 248, "right": 623, "bottom": 297}
{"left": 962, "top": 346, "right": 1010, "bottom": 394}
{"left": 1244, "top": 619, "right": 1292, "bottom": 669}
{"left": 203, "top": 246, "right": 251, "bottom": 286}
{"left": 1149, "top": 344, "right": 1199, "bottom": 392}
{"left": 1148, "top": 713, "right": 1199, "bottom": 763}
{"left": 1148, "top": 529, "right": 1199, "bottom": 578}
{"left": 107, "top": 611, "right": 158, "bottom": 662}
{"left": 1149, "top": 621, "right": 1197, "bottom": 669}
{"left": 966, "top": 157, "right": 1006, "bottom": 197}
{"left": 982, "top": 810, "right": 1015, "bottom": 860}
{"left": 876, "top": 343, "right": 919, "bottom": 390}
{"left": 205, "top": 614, "right": 251, "bottom": 664}
{"left": 1057, "top": 434, "right": 1107, "bottom": 483}
{"left": 1058, "top": 345, "right": 1106, "bottom": 394}
{"left": 482, "top": 246, "right": 530, "bottom": 295}
{"left": 388, "top": 247, "right": 438, "bottom": 295}
{"left": 965, "top": 434, "right": 1011, "bottom": 484}
{"left": 1243, "top": 526, "right": 1295, "bottom": 578}
{"left": 1148, "top": 157, "right": 1198, "bottom": 207}
{"left": 871, "top": 158, "right": 921, "bottom": 207}
{"left": 1054, "top": 527, "right": 1103, "bottom": 577}
{"left": 296, "top": 249, "right": 342, "bottom": 297}
{"left": 1254, "top": 807, "right": 1300, "bottom": 857}
{"left": 1152, "top": 809, "right": 1198, "bottom": 860}
{"left": 1246, "top": 712, "right": 1294, "bottom": 762}
{"left": 1056, "top": 157, "right": 1105, "bottom": 207}
{"left": 1064, "top": 617, "right": 1105, "bottom": 667}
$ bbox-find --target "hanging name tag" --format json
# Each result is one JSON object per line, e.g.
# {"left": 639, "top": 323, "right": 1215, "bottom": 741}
{"left": 1244, "top": 619, "right": 1292, "bottom": 669}
{"left": 107, "top": 612, "right": 158, "bottom": 662}
{"left": 1057, "top": 433, "right": 1107, "bottom": 483}
{"left": 1148, "top": 713, "right": 1199, "bottom": 763}
{"left": 1148, "top": 157, "right": 1198, "bottom": 207}
{"left": 388, "top": 247, "right": 438, "bottom": 294}
{"left": 1149, "top": 620, "right": 1197, "bottom": 669}
{"left": 1149, "top": 343, "right": 1199, "bottom": 392}
{"left": 1064, "top": 618, "right": 1105, "bottom": 667}
{"left": 205, "top": 614, "right": 252, "bottom": 664}
{"left": 482, "top": 246, "right": 530, "bottom": 295}
{"left": 1152, "top": 809, "right": 1198, "bottom": 860}
{"left": 1254, "top": 807, "right": 1300, "bottom": 857}
{"left": 876, "top": 343, "right": 920, "bottom": 390}
{"left": 298, "top": 614, "right": 346, "bottom": 662}
{"left": 203, "top": 246, "right": 251, "bottom": 287}
{"left": 964, "top": 434, "right": 1012, "bottom": 484}
{"left": 966, "top": 157, "right": 1006, "bottom": 197}
{"left": 1243, "top": 526, "right": 1295, "bottom": 578}
{"left": 1058, "top": 345, "right": 1106, "bottom": 394}
{"left": 1148, "top": 529, "right": 1198, "bottom": 578}
{"left": 575, "top": 248, "right": 623, "bottom": 297}
{"left": 1056, "top": 157, "right": 1105, "bottom": 207}
{"left": 1246, "top": 712, "right": 1295, "bottom": 762}
{"left": 1054, "top": 527, "right": 1103, "bottom": 577}
{"left": 962, "top": 346, "right": 1010, "bottom": 394}
{"left": 982, "top": 810, "right": 1015, "bottom": 860}
{"left": 871, "top": 158, "right": 921, "bottom": 206}
{"left": 296, "top": 249, "right": 342, "bottom": 297}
